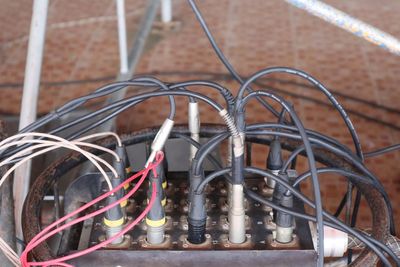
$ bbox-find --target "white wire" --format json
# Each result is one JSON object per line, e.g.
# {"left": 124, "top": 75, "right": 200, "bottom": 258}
{"left": 0, "top": 132, "right": 123, "bottom": 264}
{"left": 0, "top": 143, "right": 118, "bottom": 191}
{"left": 0, "top": 140, "right": 119, "bottom": 177}
{"left": 0, "top": 142, "right": 113, "bottom": 193}
{"left": 0, "top": 238, "right": 20, "bottom": 266}
{"left": 0, "top": 132, "right": 123, "bottom": 190}
{"left": 0, "top": 132, "right": 116, "bottom": 152}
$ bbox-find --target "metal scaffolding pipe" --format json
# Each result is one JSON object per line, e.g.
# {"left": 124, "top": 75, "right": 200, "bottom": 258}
{"left": 13, "top": 0, "right": 49, "bottom": 253}
{"left": 286, "top": 0, "right": 400, "bottom": 56}
{"left": 116, "top": 0, "right": 129, "bottom": 74}
{"left": 161, "top": 0, "right": 172, "bottom": 23}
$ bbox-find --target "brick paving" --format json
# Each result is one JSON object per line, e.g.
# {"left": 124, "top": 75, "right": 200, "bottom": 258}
{"left": 1, "top": 0, "right": 400, "bottom": 232}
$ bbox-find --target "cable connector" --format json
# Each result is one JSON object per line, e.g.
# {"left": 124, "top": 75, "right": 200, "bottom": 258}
{"left": 266, "top": 139, "right": 283, "bottom": 188}
{"left": 272, "top": 172, "right": 289, "bottom": 220}
{"left": 228, "top": 184, "right": 246, "bottom": 244}
{"left": 275, "top": 194, "right": 294, "bottom": 243}
{"left": 115, "top": 144, "right": 132, "bottom": 177}
{"left": 145, "top": 118, "right": 174, "bottom": 167}
{"left": 103, "top": 194, "right": 125, "bottom": 244}
{"left": 219, "top": 109, "right": 243, "bottom": 157}
{"left": 189, "top": 102, "right": 200, "bottom": 160}
{"left": 188, "top": 102, "right": 200, "bottom": 135}
{"left": 309, "top": 223, "right": 348, "bottom": 257}
{"left": 146, "top": 164, "right": 166, "bottom": 244}
{"left": 112, "top": 154, "right": 128, "bottom": 210}
{"left": 187, "top": 171, "right": 207, "bottom": 244}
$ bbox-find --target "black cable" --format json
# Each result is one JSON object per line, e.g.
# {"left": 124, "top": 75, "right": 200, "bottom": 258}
{"left": 282, "top": 145, "right": 305, "bottom": 172}
{"left": 1, "top": 79, "right": 169, "bottom": 158}
{"left": 244, "top": 188, "right": 396, "bottom": 267}
{"left": 270, "top": 124, "right": 359, "bottom": 240}
{"left": 186, "top": 0, "right": 281, "bottom": 118}
{"left": 174, "top": 133, "right": 229, "bottom": 180}
{"left": 239, "top": 67, "right": 362, "bottom": 235}
{"left": 292, "top": 168, "right": 375, "bottom": 189}
{"left": 334, "top": 191, "right": 349, "bottom": 217}
{"left": 245, "top": 124, "right": 393, "bottom": 212}
{"left": 245, "top": 128, "right": 394, "bottom": 229}
{"left": 193, "top": 132, "right": 229, "bottom": 175}
{"left": 248, "top": 123, "right": 353, "bottom": 155}
{"left": 62, "top": 80, "right": 235, "bottom": 138}
{"left": 0, "top": 88, "right": 224, "bottom": 160}
{"left": 190, "top": 123, "right": 393, "bottom": 227}
{"left": 238, "top": 90, "right": 325, "bottom": 266}
{"left": 348, "top": 189, "right": 362, "bottom": 264}
{"left": 235, "top": 67, "right": 363, "bottom": 161}
{"left": 246, "top": 127, "right": 396, "bottom": 238}
{"left": 187, "top": 133, "right": 396, "bottom": 265}
{"left": 364, "top": 144, "right": 400, "bottom": 158}
{"left": 1, "top": 79, "right": 237, "bottom": 160}
{"left": 199, "top": 166, "right": 396, "bottom": 266}
{"left": 245, "top": 166, "right": 396, "bottom": 267}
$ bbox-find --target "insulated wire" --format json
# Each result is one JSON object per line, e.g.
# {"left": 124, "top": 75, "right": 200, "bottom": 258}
{"left": 364, "top": 143, "right": 400, "bottom": 158}
{"left": 238, "top": 90, "right": 325, "bottom": 266}
{"left": 0, "top": 140, "right": 117, "bottom": 189}
{"left": 196, "top": 166, "right": 396, "bottom": 266}
{"left": 0, "top": 238, "right": 20, "bottom": 267}
{"left": 187, "top": 0, "right": 281, "bottom": 118}
{"left": 21, "top": 152, "right": 164, "bottom": 267}
{"left": 0, "top": 133, "right": 122, "bottom": 265}
{"left": 235, "top": 67, "right": 363, "bottom": 160}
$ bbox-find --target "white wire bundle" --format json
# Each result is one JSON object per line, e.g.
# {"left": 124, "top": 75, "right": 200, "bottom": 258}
{"left": 0, "top": 132, "right": 123, "bottom": 267}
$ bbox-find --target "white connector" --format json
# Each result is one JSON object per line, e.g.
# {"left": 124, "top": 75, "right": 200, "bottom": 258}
{"left": 275, "top": 225, "right": 293, "bottom": 243}
{"left": 188, "top": 102, "right": 200, "bottom": 160}
{"left": 266, "top": 169, "right": 279, "bottom": 189}
{"left": 309, "top": 222, "right": 348, "bottom": 257}
{"left": 145, "top": 118, "right": 174, "bottom": 167}
{"left": 228, "top": 184, "right": 246, "bottom": 244}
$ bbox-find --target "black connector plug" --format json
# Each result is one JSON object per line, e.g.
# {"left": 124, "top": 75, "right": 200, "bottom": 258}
{"left": 275, "top": 193, "right": 294, "bottom": 243}
{"left": 272, "top": 172, "right": 289, "bottom": 221}
{"left": 266, "top": 139, "right": 283, "bottom": 188}
{"left": 146, "top": 163, "right": 166, "bottom": 244}
{"left": 187, "top": 171, "right": 207, "bottom": 244}
{"left": 112, "top": 153, "right": 127, "bottom": 210}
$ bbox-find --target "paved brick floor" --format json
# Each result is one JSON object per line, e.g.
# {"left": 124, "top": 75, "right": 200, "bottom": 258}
{"left": 1, "top": 1, "right": 400, "bottom": 232}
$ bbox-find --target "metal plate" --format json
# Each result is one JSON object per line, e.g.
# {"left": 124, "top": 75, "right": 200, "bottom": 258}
{"left": 69, "top": 249, "right": 317, "bottom": 267}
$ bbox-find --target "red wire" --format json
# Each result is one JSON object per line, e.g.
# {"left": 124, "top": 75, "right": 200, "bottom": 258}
{"left": 21, "top": 152, "right": 164, "bottom": 267}
{"left": 20, "top": 170, "right": 144, "bottom": 266}
{"left": 30, "top": 177, "right": 157, "bottom": 266}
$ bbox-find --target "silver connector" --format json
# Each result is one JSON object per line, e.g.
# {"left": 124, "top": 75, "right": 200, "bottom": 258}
{"left": 275, "top": 226, "right": 293, "bottom": 243}
{"left": 106, "top": 225, "right": 124, "bottom": 245}
{"left": 266, "top": 169, "right": 280, "bottom": 189}
{"left": 145, "top": 118, "right": 174, "bottom": 167}
{"left": 146, "top": 224, "right": 165, "bottom": 244}
{"left": 188, "top": 102, "right": 200, "bottom": 160}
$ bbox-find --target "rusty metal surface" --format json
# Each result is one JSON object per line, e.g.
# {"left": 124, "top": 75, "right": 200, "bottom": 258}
{"left": 0, "top": 120, "right": 16, "bottom": 267}
{"left": 68, "top": 249, "right": 317, "bottom": 267}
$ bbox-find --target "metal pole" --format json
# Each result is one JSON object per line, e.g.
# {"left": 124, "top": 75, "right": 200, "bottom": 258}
{"left": 98, "top": 0, "right": 160, "bottom": 132}
{"left": 161, "top": 0, "right": 172, "bottom": 23}
{"left": 13, "top": 0, "right": 49, "bottom": 252}
{"left": 116, "top": 0, "right": 129, "bottom": 74}
{"left": 285, "top": 0, "right": 400, "bottom": 56}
